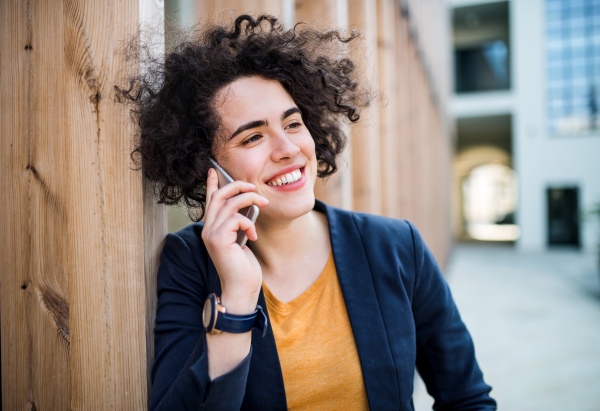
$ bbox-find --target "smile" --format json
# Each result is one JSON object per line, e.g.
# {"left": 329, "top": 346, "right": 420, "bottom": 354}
{"left": 267, "top": 168, "right": 303, "bottom": 186}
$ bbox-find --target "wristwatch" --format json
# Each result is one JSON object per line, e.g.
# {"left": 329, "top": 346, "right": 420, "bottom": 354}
{"left": 202, "top": 293, "right": 268, "bottom": 338}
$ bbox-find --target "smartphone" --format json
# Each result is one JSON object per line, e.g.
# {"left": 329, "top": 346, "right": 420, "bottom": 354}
{"left": 209, "top": 158, "right": 260, "bottom": 248}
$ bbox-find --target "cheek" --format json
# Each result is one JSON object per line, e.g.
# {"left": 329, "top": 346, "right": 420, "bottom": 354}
{"left": 220, "top": 150, "right": 262, "bottom": 182}
{"left": 298, "top": 132, "right": 317, "bottom": 159}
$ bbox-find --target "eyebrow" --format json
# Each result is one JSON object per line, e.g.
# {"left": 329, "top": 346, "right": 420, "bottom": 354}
{"left": 282, "top": 107, "right": 301, "bottom": 120}
{"left": 229, "top": 107, "right": 302, "bottom": 141}
{"left": 230, "top": 120, "right": 267, "bottom": 140}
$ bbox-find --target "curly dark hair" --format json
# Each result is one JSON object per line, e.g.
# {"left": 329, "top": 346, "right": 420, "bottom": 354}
{"left": 115, "top": 14, "right": 370, "bottom": 221}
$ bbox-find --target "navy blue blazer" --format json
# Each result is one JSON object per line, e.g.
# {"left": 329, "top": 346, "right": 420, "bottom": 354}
{"left": 150, "top": 200, "right": 496, "bottom": 410}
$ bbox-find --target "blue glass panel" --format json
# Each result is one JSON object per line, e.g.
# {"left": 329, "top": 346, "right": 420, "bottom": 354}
{"left": 546, "top": 0, "right": 599, "bottom": 134}
{"left": 573, "top": 64, "right": 587, "bottom": 79}
{"left": 570, "top": 8, "right": 585, "bottom": 20}
{"left": 548, "top": 10, "right": 563, "bottom": 22}
{"left": 570, "top": 25, "right": 586, "bottom": 39}
{"left": 572, "top": 45, "right": 586, "bottom": 59}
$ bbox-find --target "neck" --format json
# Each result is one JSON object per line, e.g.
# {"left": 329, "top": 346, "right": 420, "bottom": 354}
{"left": 248, "top": 208, "right": 330, "bottom": 279}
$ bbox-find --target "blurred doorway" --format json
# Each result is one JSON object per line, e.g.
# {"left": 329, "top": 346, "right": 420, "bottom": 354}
{"left": 547, "top": 187, "right": 580, "bottom": 247}
{"left": 453, "top": 114, "right": 519, "bottom": 241}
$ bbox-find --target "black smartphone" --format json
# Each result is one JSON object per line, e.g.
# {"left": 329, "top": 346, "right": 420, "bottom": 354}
{"left": 209, "top": 158, "right": 260, "bottom": 248}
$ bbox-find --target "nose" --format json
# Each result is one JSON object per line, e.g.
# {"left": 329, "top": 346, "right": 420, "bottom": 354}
{"left": 270, "top": 129, "right": 300, "bottom": 162}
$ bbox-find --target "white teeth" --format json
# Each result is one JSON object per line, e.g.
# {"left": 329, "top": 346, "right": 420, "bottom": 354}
{"left": 268, "top": 169, "right": 302, "bottom": 186}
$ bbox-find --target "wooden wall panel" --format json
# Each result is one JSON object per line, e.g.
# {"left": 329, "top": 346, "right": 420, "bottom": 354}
{"left": 0, "top": 0, "right": 157, "bottom": 408}
{"left": 348, "top": 0, "right": 381, "bottom": 214}
{"left": 395, "top": 13, "right": 414, "bottom": 223}
{"left": 0, "top": 1, "right": 72, "bottom": 407}
{"left": 295, "top": 0, "right": 338, "bottom": 27}
{"left": 377, "top": 0, "right": 399, "bottom": 218}
{"left": 195, "top": 0, "right": 282, "bottom": 23}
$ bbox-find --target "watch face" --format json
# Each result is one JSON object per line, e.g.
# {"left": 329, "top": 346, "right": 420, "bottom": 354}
{"left": 203, "top": 297, "right": 213, "bottom": 330}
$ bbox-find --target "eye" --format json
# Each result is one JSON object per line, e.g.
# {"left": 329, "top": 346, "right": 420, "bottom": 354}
{"left": 286, "top": 121, "right": 302, "bottom": 130}
{"left": 241, "top": 134, "right": 262, "bottom": 145}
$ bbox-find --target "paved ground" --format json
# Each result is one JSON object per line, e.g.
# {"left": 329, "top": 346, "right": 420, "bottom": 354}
{"left": 412, "top": 243, "right": 600, "bottom": 411}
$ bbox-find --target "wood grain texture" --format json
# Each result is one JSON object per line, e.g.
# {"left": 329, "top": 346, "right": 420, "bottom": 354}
{"left": 1, "top": 0, "right": 154, "bottom": 408}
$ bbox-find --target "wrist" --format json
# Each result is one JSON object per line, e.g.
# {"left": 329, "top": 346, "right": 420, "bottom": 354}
{"left": 220, "top": 289, "right": 260, "bottom": 315}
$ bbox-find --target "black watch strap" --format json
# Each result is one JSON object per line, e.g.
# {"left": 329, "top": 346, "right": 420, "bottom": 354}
{"left": 216, "top": 305, "right": 268, "bottom": 338}
{"left": 204, "top": 293, "right": 269, "bottom": 338}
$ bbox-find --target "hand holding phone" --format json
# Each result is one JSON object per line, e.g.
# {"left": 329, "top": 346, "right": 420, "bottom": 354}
{"left": 201, "top": 161, "right": 267, "bottom": 323}
{"left": 209, "top": 158, "right": 260, "bottom": 247}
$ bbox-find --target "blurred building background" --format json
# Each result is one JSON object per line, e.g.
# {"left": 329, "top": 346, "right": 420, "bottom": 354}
{"left": 451, "top": 0, "right": 600, "bottom": 251}
{"left": 413, "top": 1, "right": 600, "bottom": 409}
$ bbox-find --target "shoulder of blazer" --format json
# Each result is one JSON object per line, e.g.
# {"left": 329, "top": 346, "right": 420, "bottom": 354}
{"left": 319, "top": 200, "right": 417, "bottom": 261}
{"left": 160, "top": 222, "right": 211, "bottom": 288}
{"left": 319, "top": 200, "right": 421, "bottom": 297}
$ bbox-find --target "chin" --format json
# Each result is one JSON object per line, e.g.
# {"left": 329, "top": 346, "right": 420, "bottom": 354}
{"left": 262, "top": 192, "right": 316, "bottom": 222}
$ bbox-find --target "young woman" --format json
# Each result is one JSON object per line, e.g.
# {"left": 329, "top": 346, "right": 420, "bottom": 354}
{"left": 118, "top": 15, "right": 496, "bottom": 411}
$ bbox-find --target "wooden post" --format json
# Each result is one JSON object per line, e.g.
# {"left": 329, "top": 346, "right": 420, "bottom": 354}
{"left": 0, "top": 0, "right": 166, "bottom": 408}
{"left": 348, "top": 0, "right": 381, "bottom": 214}
{"left": 376, "top": 0, "right": 399, "bottom": 218}
{"left": 395, "top": 12, "right": 414, "bottom": 223}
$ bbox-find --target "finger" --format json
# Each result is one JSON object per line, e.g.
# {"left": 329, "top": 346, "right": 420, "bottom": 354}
{"left": 211, "top": 192, "right": 268, "bottom": 229}
{"left": 205, "top": 168, "right": 219, "bottom": 210}
{"left": 204, "top": 180, "right": 256, "bottom": 223}
{"left": 212, "top": 213, "right": 258, "bottom": 247}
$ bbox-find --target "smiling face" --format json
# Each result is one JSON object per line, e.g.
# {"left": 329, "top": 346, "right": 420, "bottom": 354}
{"left": 212, "top": 76, "right": 318, "bottom": 222}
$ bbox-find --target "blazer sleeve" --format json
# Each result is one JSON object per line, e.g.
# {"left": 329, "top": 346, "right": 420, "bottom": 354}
{"left": 408, "top": 222, "right": 497, "bottom": 411}
{"left": 150, "top": 232, "right": 251, "bottom": 411}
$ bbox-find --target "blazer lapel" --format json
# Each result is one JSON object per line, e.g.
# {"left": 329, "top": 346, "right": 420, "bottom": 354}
{"left": 320, "top": 200, "right": 400, "bottom": 410}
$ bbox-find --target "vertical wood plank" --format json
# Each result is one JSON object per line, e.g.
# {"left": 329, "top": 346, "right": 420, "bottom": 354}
{"left": 1, "top": 0, "right": 72, "bottom": 408}
{"left": 1, "top": 0, "right": 152, "bottom": 408}
{"left": 295, "top": 0, "right": 338, "bottom": 26}
{"left": 348, "top": 0, "right": 381, "bottom": 214}
{"left": 376, "top": 0, "right": 399, "bottom": 218}
{"left": 396, "top": 12, "right": 414, "bottom": 223}
{"left": 195, "top": 0, "right": 282, "bottom": 23}
{"left": 64, "top": 0, "right": 147, "bottom": 408}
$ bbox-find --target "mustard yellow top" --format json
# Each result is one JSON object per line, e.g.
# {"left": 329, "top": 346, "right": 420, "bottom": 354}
{"left": 262, "top": 253, "right": 370, "bottom": 411}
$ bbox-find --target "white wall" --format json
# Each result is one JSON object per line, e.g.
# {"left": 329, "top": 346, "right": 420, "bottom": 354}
{"left": 450, "top": 0, "right": 600, "bottom": 251}
{"left": 513, "top": 0, "right": 600, "bottom": 252}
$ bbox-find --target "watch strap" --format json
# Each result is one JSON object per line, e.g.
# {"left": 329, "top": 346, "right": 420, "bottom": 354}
{"left": 215, "top": 304, "right": 268, "bottom": 338}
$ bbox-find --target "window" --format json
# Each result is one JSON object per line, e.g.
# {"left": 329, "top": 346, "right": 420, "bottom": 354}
{"left": 546, "top": 0, "right": 600, "bottom": 135}
{"left": 453, "top": 2, "right": 510, "bottom": 93}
